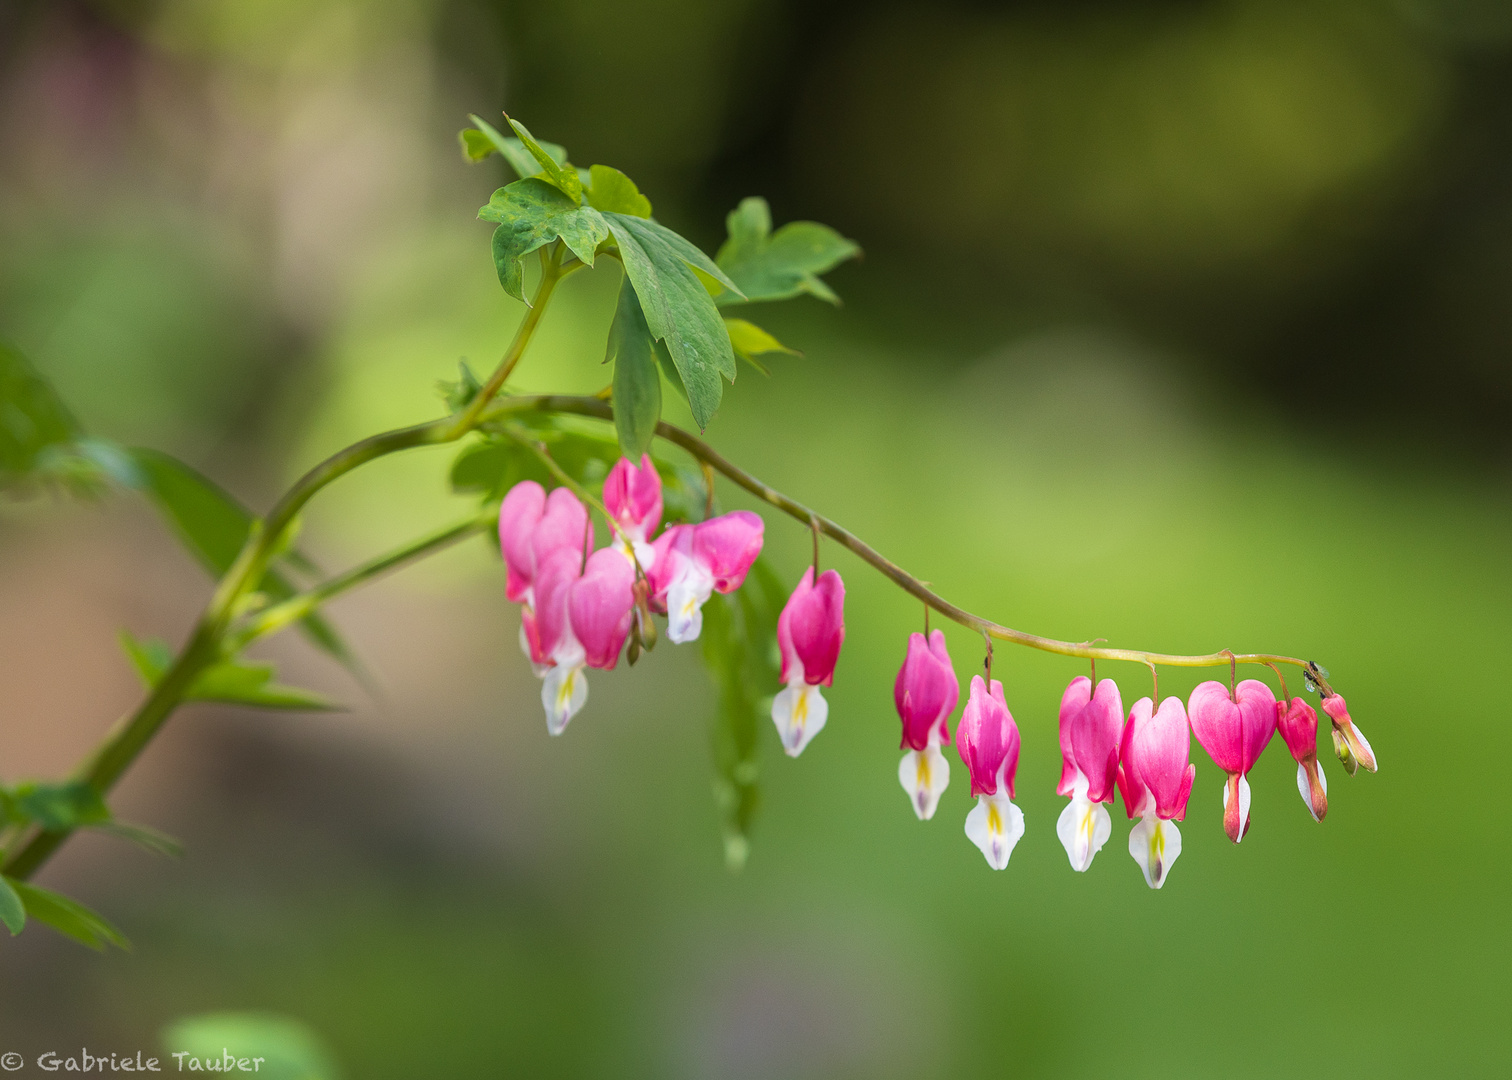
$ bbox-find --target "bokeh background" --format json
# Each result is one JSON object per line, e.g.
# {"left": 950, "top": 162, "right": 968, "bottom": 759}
{"left": 2, "top": 0, "right": 1510, "bottom": 1075}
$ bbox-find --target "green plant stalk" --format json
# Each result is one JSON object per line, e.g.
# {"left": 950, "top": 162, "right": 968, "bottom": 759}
{"left": 230, "top": 511, "right": 497, "bottom": 651}
{"left": 1, "top": 258, "right": 566, "bottom": 882}
{"left": 514, "top": 396, "right": 1325, "bottom": 677}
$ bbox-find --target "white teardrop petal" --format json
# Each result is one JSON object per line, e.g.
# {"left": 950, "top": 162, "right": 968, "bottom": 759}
{"left": 899, "top": 746, "right": 950, "bottom": 821}
{"left": 1129, "top": 815, "right": 1181, "bottom": 889}
{"left": 966, "top": 794, "right": 1025, "bottom": 870}
{"left": 771, "top": 683, "right": 828, "bottom": 757}
{"left": 1057, "top": 794, "right": 1111, "bottom": 872}
{"left": 542, "top": 663, "right": 587, "bottom": 735}
{"left": 666, "top": 572, "right": 714, "bottom": 644}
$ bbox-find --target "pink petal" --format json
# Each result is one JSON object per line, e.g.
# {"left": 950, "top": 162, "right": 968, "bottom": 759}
{"left": 533, "top": 487, "right": 589, "bottom": 572}
{"left": 1189, "top": 680, "right": 1243, "bottom": 775}
{"left": 957, "top": 676, "right": 1019, "bottom": 798}
{"left": 894, "top": 630, "right": 959, "bottom": 751}
{"left": 1060, "top": 677, "right": 1123, "bottom": 803}
{"left": 498, "top": 481, "right": 545, "bottom": 603}
{"left": 780, "top": 568, "right": 846, "bottom": 687}
{"left": 603, "top": 454, "right": 663, "bottom": 542}
{"left": 569, "top": 547, "right": 636, "bottom": 670}
{"left": 646, "top": 524, "right": 692, "bottom": 613}
{"left": 692, "top": 511, "right": 764, "bottom": 593}
{"left": 1234, "top": 679, "right": 1278, "bottom": 774}
{"left": 1121, "top": 696, "right": 1193, "bottom": 821}
{"left": 533, "top": 548, "right": 584, "bottom": 662}
{"left": 1276, "top": 697, "right": 1320, "bottom": 765}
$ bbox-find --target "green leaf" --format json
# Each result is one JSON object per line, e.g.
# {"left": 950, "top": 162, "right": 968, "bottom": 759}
{"left": 120, "top": 631, "right": 174, "bottom": 685}
{"left": 586, "top": 164, "right": 652, "bottom": 218}
{"left": 699, "top": 556, "right": 784, "bottom": 870}
{"left": 437, "top": 359, "right": 483, "bottom": 414}
{"left": 715, "top": 196, "right": 860, "bottom": 306}
{"left": 163, "top": 1012, "right": 341, "bottom": 1080}
{"left": 724, "top": 317, "right": 798, "bottom": 375}
{"left": 188, "top": 660, "right": 340, "bottom": 711}
{"left": 0, "top": 877, "right": 24, "bottom": 936}
{"left": 505, "top": 117, "right": 583, "bottom": 203}
{"left": 93, "top": 821, "right": 184, "bottom": 858}
{"left": 126, "top": 450, "right": 354, "bottom": 670}
{"left": 0, "top": 342, "right": 99, "bottom": 496}
{"left": 12, "top": 880, "right": 127, "bottom": 950}
{"left": 12, "top": 781, "right": 110, "bottom": 830}
{"left": 606, "top": 278, "right": 662, "bottom": 459}
{"left": 461, "top": 115, "right": 569, "bottom": 180}
{"left": 605, "top": 214, "right": 743, "bottom": 430}
{"left": 480, "top": 178, "right": 609, "bottom": 301}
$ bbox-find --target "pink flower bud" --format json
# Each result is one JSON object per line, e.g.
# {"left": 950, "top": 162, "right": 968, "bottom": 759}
{"left": 1057, "top": 676, "right": 1123, "bottom": 804}
{"left": 1188, "top": 679, "right": 1277, "bottom": 843}
{"left": 569, "top": 547, "right": 636, "bottom": 671}
{"left": 894, "top": 630, "right": 959, "bottom": 821}
{"left": 894, "top": 630, "right": 958, "bottom": 752}
{"left": 777, "top": 568, "right": 846, "bottom": 688}
{"left": 956, "top": 676, "right": 1020, "bottom": 799}
{"left": 499, "top": 481, "right": 545, "bottom": 603}
{"left": 1277, "top": 697, "right": 1328, "bottom": 822}
{"left": 1321, "top": 693, "right": 1377, "bottom": 774}
{"left": 602, "top": 454, "right": 663, "bottom": 542}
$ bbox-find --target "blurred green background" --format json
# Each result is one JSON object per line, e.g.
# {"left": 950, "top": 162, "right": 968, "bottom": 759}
{"left": 1, "top": 0, "right": 1509, "bottom": 1075}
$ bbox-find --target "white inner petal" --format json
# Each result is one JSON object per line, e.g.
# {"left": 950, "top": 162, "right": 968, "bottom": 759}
{"left": 1056, "top": 793, "right": 1111, "bottom": 872}
{"left": 965, "top": 794, "right": 1025, "bottom": 870}
{"left": 541, "top": 663, "right": 587, "bottom": 736}
{"left": 899, "top": 746, "right": 950, "bottom": 821}
{"left": 1128, "top": 815, "right": 1182, "bottom": 889}
{"left": 666, "top": 568, "right": 714, "bottom": 644}
{"left": 771, "top": 682, "right": 828, "bottom": 758}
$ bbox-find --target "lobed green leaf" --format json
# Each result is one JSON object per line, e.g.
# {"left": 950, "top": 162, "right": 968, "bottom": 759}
{"left": 715, "top": 196, "right": 860, "bottom": 306}
{"left": 460, "top": 114, "right": 569, "bottom": 181}
{"left": 480, "top": 179, "right": 608, "bottom": 301}
{"left": 11, "top": 880, "right": 128, "bottom": 950}
{"left": 606, "top": 214, "right": 742, "bottom": 430}
{"left": 506, "top": 117, "right": 583, "bottom": 203}
{"left": 606, "top": 278, "right": 663, "bottom": 459}
{"left": 586, "top": 164, "right": 652, "bottom": 218}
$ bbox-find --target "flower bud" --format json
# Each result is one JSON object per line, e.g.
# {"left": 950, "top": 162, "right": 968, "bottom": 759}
{"left": 1276, "top": 697, "right": 1328, "bottom": 822}
{"left": 894, "top": 630, "right": 958, "bottom": 820}
{"left": 1321, "top": 693, "right": 1377, "bottom": 774}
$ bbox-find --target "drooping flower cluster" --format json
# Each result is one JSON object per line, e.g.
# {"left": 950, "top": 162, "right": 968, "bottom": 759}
{"left": 499, "top": 456, "right": 766, "bottom": 734}
{"left": 891, "top": 643, "right": 1376, "bottom": 885}
{"left": 500, "top": 455, "right": 1376, "bottom": 886}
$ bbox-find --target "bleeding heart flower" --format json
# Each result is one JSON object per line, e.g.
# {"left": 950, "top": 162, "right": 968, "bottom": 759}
{"left": 647, "top": 511, "right": 764, "bottom": 644}
{"left": 603, "top": 454, "right": 662, "bottom": 569}
{"left": 894, "top": 629, "right": 959, "bottom": 820}
{"left": 1321, "top": 693, "right": 1377, "bottom": 775}
{"left": 1055, "top": 676, "right": 1123, "bottom": 872}
{"left": 499, "top": 481, "right": 545, "bottom": 604}
{"left": 771, "top": 568, "right": 846, "bottom": 757}
{"left": 1276, "top": 696, "right": 1328, "bottom": 822}
{"left": 1188, "top": 679, "right": 1277, "bottom": 843}
{"left": 1117, "top": 696, "right": 1196, "bottom": 888}
{"left": 956, "top": 675, "right": 1024, "bottom": 869}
